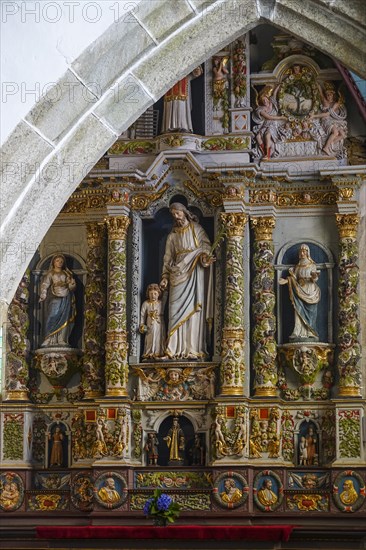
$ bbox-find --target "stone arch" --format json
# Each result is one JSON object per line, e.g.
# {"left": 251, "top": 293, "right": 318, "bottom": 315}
{"left": 1, "top": 0, "right": 365, "bottom": 307}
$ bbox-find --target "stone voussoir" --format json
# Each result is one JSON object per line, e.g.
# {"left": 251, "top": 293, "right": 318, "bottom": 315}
{"left": 0, "top": 120, "right": 53, "bottom": 224}
{"left": 132, "top": 0, "right": 259, "bottom": 99}
{"left": 71, "top": 16, "right": 155, "bottom": 96}
{"left": 24, "top": 70, "right": 99, "bottom": 145}
{"left": 0, "top": 114, "right": 116, "bottom": 302}
{"left": 134, "top": 0, "right": 196, "bottom": 42}
{"left": 94, "top": 73, "right": 154, "bottom": 136}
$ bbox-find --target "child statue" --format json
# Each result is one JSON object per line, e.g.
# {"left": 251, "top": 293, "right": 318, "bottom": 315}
{"left": 139, "top": 283, "right": 166, "bottom": 360}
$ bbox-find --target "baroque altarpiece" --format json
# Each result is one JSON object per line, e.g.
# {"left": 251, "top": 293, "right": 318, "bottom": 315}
{"left": 1, "top": 28, "right": 365, "bottom": 522}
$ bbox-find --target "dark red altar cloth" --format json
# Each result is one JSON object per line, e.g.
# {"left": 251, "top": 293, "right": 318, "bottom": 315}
{"left": 36, "top": 525, "right": 293, "bottom": 541}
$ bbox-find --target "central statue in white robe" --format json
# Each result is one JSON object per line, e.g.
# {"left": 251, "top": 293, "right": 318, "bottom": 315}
{"left": 160, "top": 203, "right": 214, "bottom": 360}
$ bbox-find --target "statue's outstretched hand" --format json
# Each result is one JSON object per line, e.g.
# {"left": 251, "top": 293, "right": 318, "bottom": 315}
{"left": 279, "top": 277, "right": 288, "bottom": 285}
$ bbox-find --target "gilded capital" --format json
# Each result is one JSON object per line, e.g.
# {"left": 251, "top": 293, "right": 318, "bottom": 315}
{"left": 86, "top": 222, "right": 105, "bottom": 248}
{"left": 220, "top": 213, "right": 248, "bottom": 237}
{"left": 251, "top": 216, "right": 276, "bottom": 241}
{"left": 105, "top": 215, "right": 131, "bottom": 239}
{"left": 335, "top": 213, "right": 359, "bottom": 239}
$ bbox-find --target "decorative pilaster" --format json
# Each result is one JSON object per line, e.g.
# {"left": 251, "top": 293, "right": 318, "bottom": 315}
{"left": 6, "top": 271, "right": 30, "bottom": 401}
{"left": 82, "top": 222, "right": 107, "bottom": 399}
{"left": 251, "top": 217, "right": 277, "bottom": 397}
{"left": 105, "top": 215, "right": 131, "bottom": 397}
{"left": 220, "top": 213, "right": 247, "bottom": 396}
{"left": 335, "top": 214, "right": 362, "bottom": 397}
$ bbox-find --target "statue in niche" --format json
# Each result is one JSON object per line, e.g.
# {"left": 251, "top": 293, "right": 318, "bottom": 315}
{"left": 144, "top": 432, "right": 159, "bottom": 466}
{"left": 298, "top": 423, "right": 318, "bottom": 466}
{"left": 190, "top": 433, "right": 205, "bottom": 465}
{"left": 160, "top": 203, "right": 214, "bottom": 360}
{"left": 39, "top": 254, "right": 76, "bottom": 347}
{"left": 48, "top": 424, "right": 67, "bottom": 467}
{"left": 164, "top": 415, "right": 185, "bottom": 465}
{"left": 311, "top": 81, "right": 347, "bottom": 158}
{"left": 139, "top": 283, "right": 166, "bottom": 360}
{"left": 279, "top": 244, "right": 321, "bottom": 341}
{"left": 162, "top": 67, "right": 203, "bottom": 133}
{"left": 252, "top": 85, "right": 287, "bottom": 159}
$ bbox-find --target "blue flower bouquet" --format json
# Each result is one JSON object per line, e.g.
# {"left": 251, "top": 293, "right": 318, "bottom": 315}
{"left": 143, "top": 488, "right": 180, "bottom": 526}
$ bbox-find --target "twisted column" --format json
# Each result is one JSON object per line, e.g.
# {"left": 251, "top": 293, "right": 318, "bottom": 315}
{"left": 251, "top": 216, "right": 277, "bottom": 397}
{"left": 220, "top": 213, "right": 247, "bottom": 396}
{"left": 105, "top": 215, "right": 131, "bottom": 397}
{"left": 82, "top": 222, "right": 107, "bottom": 399}
{"left": 5, "top": 271, "right": 30, "bottom": 401}
{"left": 336, "top": 214, "right": 362, "bottom": 397}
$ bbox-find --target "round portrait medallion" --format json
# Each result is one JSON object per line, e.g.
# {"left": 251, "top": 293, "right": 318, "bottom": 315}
{"left": 94, "top": 472, "right": 128, "bottom": 509}
{"left": 254, "top": 470, "right": 283, "bottom": 512}
{"left": 333, "top": 471, "right": 365, "bottom": 512}
{"left": 213, "top": 472, "right": 249, "bottom": 509}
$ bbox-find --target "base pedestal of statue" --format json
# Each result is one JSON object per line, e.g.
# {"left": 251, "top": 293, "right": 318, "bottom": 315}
{"left": 168, "top": 459, "right": 184, "bottom": 466}
{"left": 33, "top": 347, "right": 82, "bottom": 396}
{"left": 277, "top": 342, "right": 334, "bottom": 401}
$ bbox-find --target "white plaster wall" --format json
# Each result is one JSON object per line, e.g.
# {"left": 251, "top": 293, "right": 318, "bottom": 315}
{"left": 0, "top": 0, "right": 141, "bottom": 144}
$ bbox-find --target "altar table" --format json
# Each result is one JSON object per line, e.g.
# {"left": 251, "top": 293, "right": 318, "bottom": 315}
{"left": 36, "top": 525, "right": 293, "bottom": 541}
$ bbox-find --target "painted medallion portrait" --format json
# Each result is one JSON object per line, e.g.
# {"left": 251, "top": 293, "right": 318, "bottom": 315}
{"left": 0, "top": 472, "right": 24, "bottom": 512}
{"left": 213, "top": 472, "right": 249, "bottom": 509}
{"left": 333, "top": 471, "right": 365, "bottom": 512}
{"left": 94, "top": 472, "right": 128, "bottom": 509}
{"left": 254, "top": 471, "right": 283, "bottom": 512}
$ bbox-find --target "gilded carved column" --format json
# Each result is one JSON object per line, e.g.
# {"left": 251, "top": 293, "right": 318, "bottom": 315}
{"left": 336, "top": 214, "right": 362, "bottom": 397}
{"left": 220, "top": 213, "right": 248, "bottom": 396}
{"left": 251, "top": 216, "right": 277, "bottom": 397}
{"left": 82, "top": 222, "right": 107, "bottom": 399}
{"left": 105, "top": 215, "right": 131, "bottom": 397}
